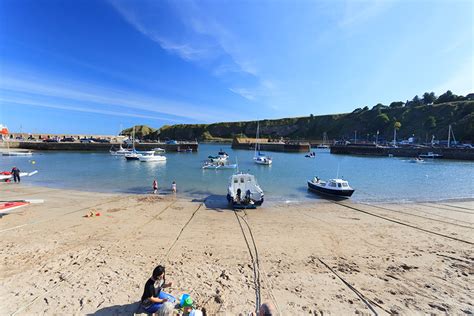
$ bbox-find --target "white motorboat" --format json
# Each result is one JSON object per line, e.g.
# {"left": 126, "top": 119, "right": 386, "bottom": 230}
{"left": 152, "top": 147, "right": 166, "bottom": 153}
{"left": 253, "top": 122, "right": 272, "bottom": 165}
{"left": 419, "top": 152, "right": 443, "bottom": 159}
{"left": 208, "top": 155, "right": 228, "bottom": 163}
{"left": 409, "top": 157, "right": 425, "bottom": 163}
{"left": 227, "top": 172, "right": 264, "bottom": 209}
{"left": 2, "top": 151, "right": 33, "bottom": 156}
{"left": 254, "top": 155, "right": 272, "bottom": 165}
{"left": 0, "top": 170, "right": 38, "bottom": 182}
{"left": 139, "top": 154, "right": 166, "bottom": 162}
{"left": 202, "top": 161, "right": 237, "bottom": 169}
{"left": 307, "top": 177, "right": 355, "bottom": 198}
{"left": 110, "top": 144, "right": 132, "bottom": 156}
{"left": 124, "top": 151, "right": 141, "bottom": 160}
{"left": 217, "top": 150, "right": 229, "bottom": 159}
{"left": 316, "top": 132, "right": 330, "bottom": 150}
{"left": 124, "top": 150, "right": 154, "bottom": 160}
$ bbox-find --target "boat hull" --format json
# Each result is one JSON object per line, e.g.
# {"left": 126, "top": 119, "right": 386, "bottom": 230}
{"left": 307, "top": 181, "right": 354, "bottom": 197}
{"left": 227, "top": 194, "right": 263, "bottom": 209}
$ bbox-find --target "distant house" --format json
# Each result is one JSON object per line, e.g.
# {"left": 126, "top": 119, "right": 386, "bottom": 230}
{"left": 466, "top": 93, "right": 474, "bottom": 100}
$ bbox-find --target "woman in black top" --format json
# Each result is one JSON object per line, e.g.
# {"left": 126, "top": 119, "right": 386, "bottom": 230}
{"left": 141, "top": 265, "right": 176, "bottom": 313}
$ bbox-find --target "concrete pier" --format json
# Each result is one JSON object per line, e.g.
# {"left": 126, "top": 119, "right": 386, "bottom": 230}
{"left": 330, "top": 144, "right": 474, "bottom": 160}
{"left": 231, "top": 137, "right": 310, "bottom": 152}
{"left": 0, "top": 141, "right": 199, "bottom": 152}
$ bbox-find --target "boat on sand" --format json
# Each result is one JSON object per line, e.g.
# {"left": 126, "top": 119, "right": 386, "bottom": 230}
{"left": 227, "top": 172, "right": 264, "bottom": 209}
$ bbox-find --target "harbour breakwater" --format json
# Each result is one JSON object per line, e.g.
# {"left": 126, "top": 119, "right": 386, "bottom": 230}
{"left": 231, "top": 137, "right": 310, "bottom": 152}
{"left": 330, "top": 144, "right": 474, "bottom": 160}
{"left": 1, "top": 141, "right": 199, "bottom": 152}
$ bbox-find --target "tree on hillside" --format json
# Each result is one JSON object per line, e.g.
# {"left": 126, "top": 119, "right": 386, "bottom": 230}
{"left": 389, "top": 101, "right": 404, "bottom": 108}
{"left": 411, "top": 95, "right": 423, "bottom": 107}
{"left": 422, "top": 92, "right": 436, "bottom": 105}
{"left": 376, "top": 113, "right": 390, "bottom": 130}
{"left": 424, "top": 116, "right": 437, "bottom": 129}
{"left": 435, "top": 90, "right": 456, "bottom": 104}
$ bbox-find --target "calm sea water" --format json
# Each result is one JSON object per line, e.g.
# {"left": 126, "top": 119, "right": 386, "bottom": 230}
{"left": 1, "top": 144, "right": 473, "bottom": 203}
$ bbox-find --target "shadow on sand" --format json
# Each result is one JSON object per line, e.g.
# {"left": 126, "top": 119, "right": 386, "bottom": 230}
{"left": 88, "top": 301, "right": 147, "bottom": 315}
{"left": 202, "top": 195, "right": 232, "bottom": 212}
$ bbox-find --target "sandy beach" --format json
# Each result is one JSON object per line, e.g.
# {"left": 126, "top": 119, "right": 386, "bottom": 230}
{"left": 0, "top": 185, "right": 472, "bottom": 315}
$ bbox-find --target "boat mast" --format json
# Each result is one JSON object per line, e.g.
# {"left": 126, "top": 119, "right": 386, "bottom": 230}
{"left": 255, "top": 122, "right": 259, "bottom": 157}
{"left": 447, "top": 124, "right": 451, "bottom": 148}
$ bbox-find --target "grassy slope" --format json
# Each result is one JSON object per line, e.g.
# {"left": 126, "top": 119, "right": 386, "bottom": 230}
{"left": 126, "top": 101, "right": 474, "bottom": 142}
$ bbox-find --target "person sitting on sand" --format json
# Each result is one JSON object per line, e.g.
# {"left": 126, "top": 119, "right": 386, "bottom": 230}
{"left": 141, "top": 265, "right": 176, "bottom": 313}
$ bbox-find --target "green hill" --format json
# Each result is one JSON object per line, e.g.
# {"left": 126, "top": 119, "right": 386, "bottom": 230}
{"left": 120, "top": 125, "right": 156, "bottom": 139}
{"left": 123, "top": 91, "right": 474, "bottom": 143}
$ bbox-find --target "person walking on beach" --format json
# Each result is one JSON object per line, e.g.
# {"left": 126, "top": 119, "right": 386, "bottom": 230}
{"left": 11, "top": 166, "right": 20, "bottom": 183}
{"left": 153, "top": 179, "right": 158, "bottom": 194}
{"left": 141, "top": 265, "right": 176, "bottom": 314}
{"left": 171, "top": 181, "right": 176, "bottom": 194}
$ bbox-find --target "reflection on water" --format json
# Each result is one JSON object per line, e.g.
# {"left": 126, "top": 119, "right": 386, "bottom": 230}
{"left": 1, "top": 144, "right": 473, "bottom": 203}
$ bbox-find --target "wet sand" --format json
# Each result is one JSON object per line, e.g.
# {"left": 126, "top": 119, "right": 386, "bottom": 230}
{"left": 0, "top": 185, "right": 473, "bottom": 315}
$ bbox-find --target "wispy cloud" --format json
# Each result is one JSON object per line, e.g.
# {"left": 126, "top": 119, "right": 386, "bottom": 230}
{"left": 339, "top": 0, "right": 391, "bottom": 28}
{"left": 109, "top": 0, "right": 272, "bottom": 101}
{"left": 1, "top": 96, "right": 174, "bottom": 121}
{"left": 0, "top": 69, "right": 234, "bottom": 122}
{"left": 229, "top": 80, "right": 277, "bottom": 102}
{"left": 433, "top": 57, "right": 474, "bottom": 96}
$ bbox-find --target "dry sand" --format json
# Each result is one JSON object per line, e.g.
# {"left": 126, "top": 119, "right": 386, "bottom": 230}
{"left": 0, "top": 185, "right": 473, "bottom": 315}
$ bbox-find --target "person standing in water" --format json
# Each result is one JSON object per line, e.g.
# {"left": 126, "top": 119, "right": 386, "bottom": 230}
{"left": 153, "top": 179, "right": 158, "bottom": 194}
{"left": 171, "top": 181, "right": 176, "bottom": 194}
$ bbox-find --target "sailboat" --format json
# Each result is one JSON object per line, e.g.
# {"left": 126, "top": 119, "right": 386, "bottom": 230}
{"left": 316, "top": 132, "right": 329, "bottom": 149}
{"left": 253, "top": 122, "right": 272, "bottom": 165}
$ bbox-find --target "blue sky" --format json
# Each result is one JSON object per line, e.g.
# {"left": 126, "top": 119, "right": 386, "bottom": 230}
{"left": 0, "top": 0, "right": 472, "bottom": 134}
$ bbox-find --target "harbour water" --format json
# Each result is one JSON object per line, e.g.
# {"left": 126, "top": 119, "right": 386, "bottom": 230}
{"left": 1, "top": 144, "right": 473, "bottom": 203}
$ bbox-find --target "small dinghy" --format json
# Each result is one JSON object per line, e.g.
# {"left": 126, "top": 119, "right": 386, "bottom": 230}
{"left": 139, "top": 154, "right": 166, "bottom": 162}
{"left": 0, "top": 170, "right": 38, "bottom": 182}
{"left": 227, "top": 173, "right": 264, "bottom": 209}
{"left": 307, "top": 177, "right": 354, "bottom": 198}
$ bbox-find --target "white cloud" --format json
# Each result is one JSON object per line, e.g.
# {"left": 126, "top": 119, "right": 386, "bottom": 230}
{"left": 339, "top": 0, "right": 391, "bottom": 28}
{"left": 0, "top": 70, "right": 234, "bottom": 122}
{"left": 1, "top": 96, "right": 175, "bottom": 121}
{"left": 108, "top": 0, "right": 273, "bottom": 102}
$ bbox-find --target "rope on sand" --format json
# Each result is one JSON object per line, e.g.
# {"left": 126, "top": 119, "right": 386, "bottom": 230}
{"left": 234, "top": 210, "right": 261, "bottom": 313}
{"left": 317, "top": 258, "right": 382, "bottom": 315}
{"left": 10, "top": 199, "right": 177, "bottom": 315}
{"left": 162, "top": 203, "right": 203, "bottom": 261}
{"left": 239, "top": 211, "right": 282, "bottom": 316}
{"left": 334, "top": 202, "right": 474, "bottom": 245}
